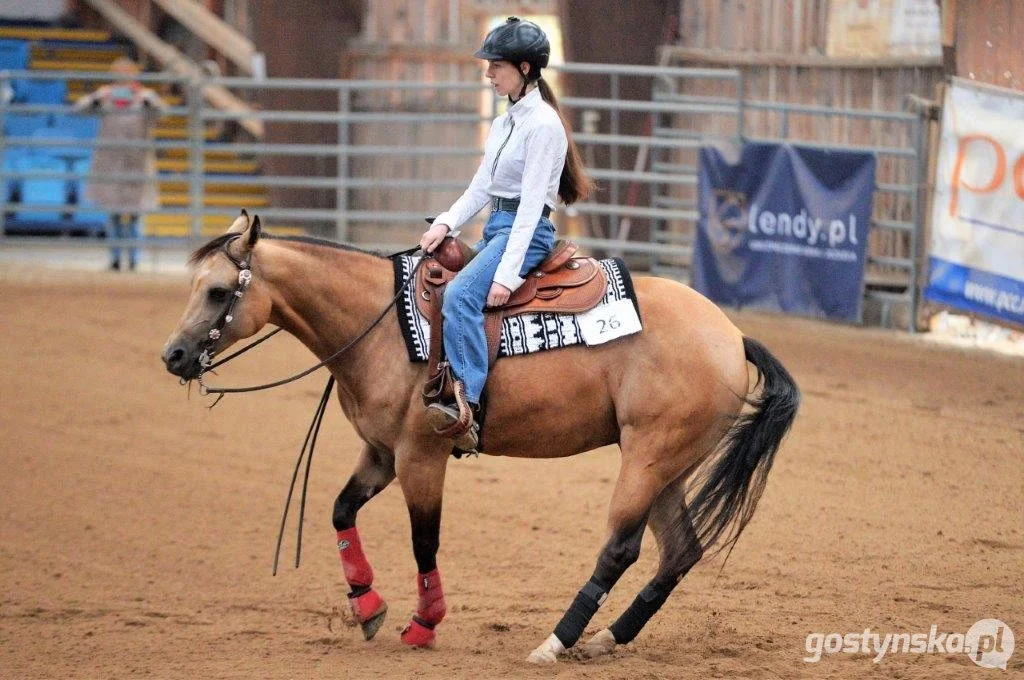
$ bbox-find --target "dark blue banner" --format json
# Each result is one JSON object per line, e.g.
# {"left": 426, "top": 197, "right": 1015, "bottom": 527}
{"left": 692, "top": 142, "right": 876, "bottom": 322}
{"left": 925, "top": 257, "right": 1024, "bottom": 326}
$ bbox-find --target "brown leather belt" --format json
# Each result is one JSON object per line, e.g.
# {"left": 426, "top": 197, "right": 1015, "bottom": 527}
{"left": 491, "top": 196, "right": 552, "bottom": 219}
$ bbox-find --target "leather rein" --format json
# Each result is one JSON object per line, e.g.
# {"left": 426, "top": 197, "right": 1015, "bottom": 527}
{"left": 188, "top": 236, "right": 423, "bottom": 575}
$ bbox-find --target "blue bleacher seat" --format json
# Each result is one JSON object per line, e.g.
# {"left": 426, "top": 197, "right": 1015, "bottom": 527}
{"left": 3, "top": 112, "right": 51, "bottom": 137}
{"left": 13, "top": 154, "right": 67, "bottom": 224}
{"left": 51, "top": 113, "right": 101, "bottom": 139}
{"left": 11, "top": 78, "right": 67, "bottom": 105}
{"left": 0, "top": 39, "right": 29, "bottom": 70}
{"left": 31, "top": 127, "right": 91, "bottom": 161}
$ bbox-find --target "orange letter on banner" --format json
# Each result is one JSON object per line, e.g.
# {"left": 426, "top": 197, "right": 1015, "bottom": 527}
{"left": 1014, "top": 153, "right": 1024, "bottom": 199}
{"left": 949, "top": 135, "right": 1005, "bottom": 217}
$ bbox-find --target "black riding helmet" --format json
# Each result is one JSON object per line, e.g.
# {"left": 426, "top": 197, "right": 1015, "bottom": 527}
{"left": 475, "top": 16, "right": 550, "bottom": 91}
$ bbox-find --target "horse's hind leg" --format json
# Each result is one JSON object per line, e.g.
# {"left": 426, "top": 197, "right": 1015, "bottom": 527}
{"left": 333, "top": 443, "right": 395, "bottom": 640}
{"left": 581, "top": 479, "right": 703, "bottom": 658}
{"left": 527, "top": 458, "right": 665, "bottom": 663}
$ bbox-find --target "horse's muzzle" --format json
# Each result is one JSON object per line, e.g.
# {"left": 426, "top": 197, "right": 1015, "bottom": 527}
{"left": 161, "top": 341, "right": 201, "bottom": 379}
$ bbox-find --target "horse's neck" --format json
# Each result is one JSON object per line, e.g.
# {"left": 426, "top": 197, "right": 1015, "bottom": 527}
{"left": 257, "top": 240, "right": 395, "bottom": 374}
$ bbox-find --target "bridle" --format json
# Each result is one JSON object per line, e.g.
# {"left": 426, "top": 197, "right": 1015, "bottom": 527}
{"left": 194, "top": 237, "right": 260, "bottom": 377}
{"left": 190, "top": 236, "right": 421, "bottom": 400}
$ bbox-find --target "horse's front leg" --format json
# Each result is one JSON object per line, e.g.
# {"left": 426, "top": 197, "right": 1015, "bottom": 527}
{"left": 394, "top": 446, "right": 450, "bottom": 648}
{"left": 333, "top": 442, "right": 395, "bottom": 640}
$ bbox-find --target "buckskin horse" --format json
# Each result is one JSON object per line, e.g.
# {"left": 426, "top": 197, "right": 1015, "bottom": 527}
{"left": 161, "top": 212, "right": 799, "bottom": 663}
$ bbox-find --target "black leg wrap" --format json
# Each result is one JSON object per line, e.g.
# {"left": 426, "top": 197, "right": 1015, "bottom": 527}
{"left": 608, "top": 582, "right": 670, "bottom": 644}
{"left": 348, "top": 584, "right": 371, "bottom": 599}
{"left": 553, "top": 578, "right": 608, "bottom": 649}
{"left": 411, "top": 615, "right": 435, "bottom": 630}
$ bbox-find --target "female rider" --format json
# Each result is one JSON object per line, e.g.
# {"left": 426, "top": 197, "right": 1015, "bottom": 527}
{"left": 419, "top": 17, "right": 593, "bottom": 450}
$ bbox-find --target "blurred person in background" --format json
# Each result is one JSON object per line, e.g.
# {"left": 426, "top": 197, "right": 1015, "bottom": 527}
{"left": 74, "top": 57, "right": 166, "bottom": 271}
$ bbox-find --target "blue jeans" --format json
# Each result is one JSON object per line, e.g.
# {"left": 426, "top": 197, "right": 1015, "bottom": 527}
{"left": 442, "top": 210, "right": 555, "bottom": 405}
{"left": 109, "top": 213, "right": 139, "bottom": 269}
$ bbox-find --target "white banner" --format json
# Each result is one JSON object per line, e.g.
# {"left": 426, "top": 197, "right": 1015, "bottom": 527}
{"left": 826, "top": 0, "right": 940, "bottom": 58}
{"left": 0, "top": 0, "right": 67, "bottom": 21}
{"left": 926, "top": 80, "right": 1024, "bottom": 326}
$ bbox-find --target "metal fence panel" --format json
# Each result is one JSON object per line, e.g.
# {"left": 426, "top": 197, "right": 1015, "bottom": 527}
{"left": 0, "top": 64, "right": 928, "bottom": 329}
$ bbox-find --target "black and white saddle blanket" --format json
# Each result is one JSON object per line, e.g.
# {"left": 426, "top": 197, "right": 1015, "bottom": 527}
{"left": 394, "top": 256, "right": 643, "bottom": 363}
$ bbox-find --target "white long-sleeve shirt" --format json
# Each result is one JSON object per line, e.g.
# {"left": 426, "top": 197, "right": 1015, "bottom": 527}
{"left": 432, "top": 87, "right": 568, "bottom": 292}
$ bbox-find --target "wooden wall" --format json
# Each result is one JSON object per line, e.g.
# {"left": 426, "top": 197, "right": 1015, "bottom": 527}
{"left": 660, "top": 0, "right": 944, "bottom": 276}
{"left": 341, "top": 1, "right": 504, "bottom": 244}
{"left": 953, "top": 0, "right": 1023, "bottom": 90}
{"left": 679, "top": 0, "right": 830, "bottom": 54}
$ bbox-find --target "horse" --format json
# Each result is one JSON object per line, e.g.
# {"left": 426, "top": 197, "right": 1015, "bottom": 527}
{"left": 161, "top": 211, "right": 799, "bottom": 663}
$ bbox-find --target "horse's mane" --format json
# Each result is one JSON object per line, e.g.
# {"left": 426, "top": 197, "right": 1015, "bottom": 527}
{"left": 188, "top": 233, "right": 236, "bottom": 265}
{"left": 188, "top": 232, "right": 387, "bottom": 266}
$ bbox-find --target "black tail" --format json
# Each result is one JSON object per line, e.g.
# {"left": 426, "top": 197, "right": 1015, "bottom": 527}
{"left": 686, "top": 337, "right": 800, "bottom": 558}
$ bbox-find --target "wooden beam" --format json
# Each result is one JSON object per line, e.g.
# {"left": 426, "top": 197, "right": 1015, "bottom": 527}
{"left": 661, "top": 45, "right": 943, "bottom": 69}
{"left": 465, "top": 1, "right": 556, "bottom": 16}
{"left": 941, "top": 0, "right": 957, "bottom": 47}
{"left": 345, "top": 42, "right": 479, "bottom": 64}
{"left": 149, "top": 0, "right": 257, "bottom": 75}
{"left": 82, "top": 0, "right": 264, "bottom": 138}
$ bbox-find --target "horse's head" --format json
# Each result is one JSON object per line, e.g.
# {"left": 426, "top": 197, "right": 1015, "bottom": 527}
{"left": 161, "top": 210, "right": 272, "bottom": 379}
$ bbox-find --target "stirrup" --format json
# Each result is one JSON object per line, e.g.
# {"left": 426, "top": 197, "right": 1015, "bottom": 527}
{"left": 424, "top": 403, "right": 479, "bottom": 452}
{"left": 424, "top": 377, "right": 472, "bottom": 436}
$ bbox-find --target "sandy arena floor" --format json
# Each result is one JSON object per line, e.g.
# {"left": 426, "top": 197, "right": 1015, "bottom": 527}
{"left": 0, "top": 270, "right": 1021, "bottom": 679}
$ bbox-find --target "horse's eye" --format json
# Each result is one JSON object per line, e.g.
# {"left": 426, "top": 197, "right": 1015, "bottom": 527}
{"left": 207, "top": 287, "right": 231, "bottom": 304}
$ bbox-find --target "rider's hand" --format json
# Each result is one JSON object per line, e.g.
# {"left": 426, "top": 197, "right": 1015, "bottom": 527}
{"left": 420, "top": 223, "right": 450, "bottom": 253}
{"left": 486, "top": 282, "right": 511, "bottom": 308}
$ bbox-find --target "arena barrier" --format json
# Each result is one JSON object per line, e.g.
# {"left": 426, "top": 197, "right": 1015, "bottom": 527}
{"left": 0, "top": 64, "right": 931, "bottom": 329}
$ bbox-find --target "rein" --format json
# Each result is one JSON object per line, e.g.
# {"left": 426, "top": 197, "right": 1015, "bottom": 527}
{"left": 188, "top": 237, "right": 423, "bottom": 573}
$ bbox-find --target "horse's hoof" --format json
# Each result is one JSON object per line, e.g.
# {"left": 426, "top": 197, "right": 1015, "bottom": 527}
{"left": 526, "top": 634, "right": 565, "bottom": 664}
{"left": 400, "top": 618, "right": 436, "bottom": 648}
{"left": 349, "top": 588, "right": 387, "bottom": 641}
{"left": 580, "top": 628, "right": 617, "bottom": 659}
{"left": 358, "top": 604, "right": 388, "bottom": 641}
{"left": 526, "top": 647, "right": 558, "bottom": 664}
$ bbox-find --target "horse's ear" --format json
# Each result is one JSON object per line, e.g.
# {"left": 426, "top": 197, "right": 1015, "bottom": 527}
{"left": 227, "top": 209, "right": 249, "bottom": 235}
{"left": 248, "top": 214, "right": 261, "bottom": 247}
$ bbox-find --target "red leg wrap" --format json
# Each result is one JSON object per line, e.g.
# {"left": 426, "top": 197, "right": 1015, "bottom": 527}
{"left": 400, "top": 569, "right": 446, "bottom": 648}
{"left": 336, "top": 528, "right": 374, "bottom": 587}
{"left": 348, "top": 587, "right": 385, "bottom": 624}
{"left": 416, "top": 568, "right": 446, "bottom": 625}
{"left": 400, "top": 617, "right": 436, "bottom": 647}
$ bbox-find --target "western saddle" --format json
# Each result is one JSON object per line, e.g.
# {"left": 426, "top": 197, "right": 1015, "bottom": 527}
{"left": 418, "top": 236, "right": 607, "bottom": 435}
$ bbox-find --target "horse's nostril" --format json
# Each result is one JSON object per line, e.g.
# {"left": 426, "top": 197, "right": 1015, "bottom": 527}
{"left": 164, "top": 347, "right": 186, "bottom": 371}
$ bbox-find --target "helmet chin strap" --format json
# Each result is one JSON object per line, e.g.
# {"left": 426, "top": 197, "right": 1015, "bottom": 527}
{"left": 510, "top": 65, "right": 531, "bottom": 103}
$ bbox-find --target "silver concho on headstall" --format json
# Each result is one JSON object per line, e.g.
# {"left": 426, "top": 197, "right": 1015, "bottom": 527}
{"left": 208, "top": 328, "right": 221, "bottom": 341}
{"left": 238, "top": 269, "right": 252, "bottom": 287}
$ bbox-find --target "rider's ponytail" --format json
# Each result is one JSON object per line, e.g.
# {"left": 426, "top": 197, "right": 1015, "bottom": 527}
{"left": 537, "top": 78, "right": 595, "bottom": 205}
